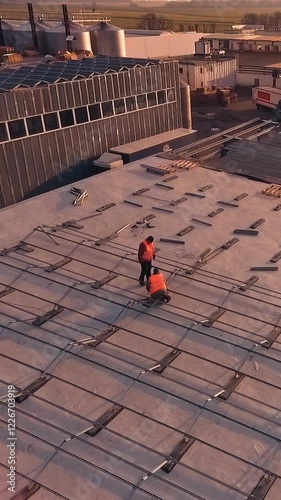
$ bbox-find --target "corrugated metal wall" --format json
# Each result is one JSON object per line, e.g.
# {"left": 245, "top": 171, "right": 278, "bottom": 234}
{"left": 0, "top": 61, "right": 182, "bottom": 207}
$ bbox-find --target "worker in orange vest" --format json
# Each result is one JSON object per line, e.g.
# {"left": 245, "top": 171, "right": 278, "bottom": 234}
{"left": 138, "top": 235, "right": 155, "bottom": 286}
{"left": 146, "top": 268, "right": 171, "bottom": 303}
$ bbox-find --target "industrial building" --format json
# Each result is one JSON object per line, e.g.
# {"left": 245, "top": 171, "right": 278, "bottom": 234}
{"left": 124, "top": 30, "right": 206, "bottom": 59}
{"left": 0, "top": 55, "right": 195, "bottom": 208}
{"left": 0, "top": 16, "right": 205, "bottom": 60}
{"left": 179, "top": 56, "right": 237, "bottom": 90}
{"left": 0, "top": 118, "right": 281, "bottom": 499}
{"left": 237, "top": 61, "right": 281, "bottom": 88}
{"left": 202, "top": 32, "right": 281, "bottom": 53}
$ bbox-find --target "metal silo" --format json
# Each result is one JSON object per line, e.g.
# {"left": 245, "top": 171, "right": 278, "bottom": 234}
{"left": 12, "top": 21, "right": 34, "bottom": 51}
{"left": 89, "top": 22, "right": 126, "bottom": 57}
{"left": 1, "top": 20, "right": 19, "bottom": 48}
{"left": 46, "top": 21, "right": 91, "bottom": 55}
{"left": 35, "top": 20, "right": 51, "bottom": 54}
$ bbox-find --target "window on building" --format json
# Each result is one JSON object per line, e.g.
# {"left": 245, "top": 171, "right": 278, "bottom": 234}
{"left": 8, "top": 119, "right": 26, "bottom": 140}
{"left": 254, "top": 78, "right": 260, "bottom": 87}
{"left": 26, "top": 115, "right": 43, "bottom": 135}
{"left": 157, "top": 90, "right": 166, "bottom": 105}
{"left": 0, "top": 122, "right": 8, "bottom": 142}
{"left": 274, "top": 46, "right": 279, "bottom": 51}
{"left": 114, "top": 98, "right": 126, "bottom": 115}
{"left": 75, "top": 106, "right": 88, "bottom": 124}
{"left": 137, "top": 94, "right": 147, "bottom": 109}
{"left": 102, "top": 101, "right": 114, "bottom": 118}
{"left": 60, "top": 109, "right": 74, "bottom": 128}
{"left": 125, "top": 96, "right": 137, "bottom": 112}
{"left": 167, "top": 88, "right": 176, "bottom": 102}
{"left": 179, "top": 67, "right": 183, "bottom": 74}
{"left": 44, "top": 112, "right": 59, "bottom": 131}
{"left": 200, "top": 67, "right": 203, "bottom": 74}
{"left": 147, "top": 92, "right": 157, "bottom": 107}
{"left": 265, "top": 45, "right": 271, "bottom": 51}
{"left": 88, "top": 103, "right": 101, "bottom": 121}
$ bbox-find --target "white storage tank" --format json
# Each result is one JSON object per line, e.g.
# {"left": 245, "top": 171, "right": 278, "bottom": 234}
{"left": 46, "top": 21, "right": 92, "bottom": 55}
{"left": 89, "top": 22, "right": 126, "bottom": 57}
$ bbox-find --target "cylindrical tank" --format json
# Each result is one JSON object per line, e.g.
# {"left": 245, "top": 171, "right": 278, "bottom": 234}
{"left": 35, "top": 20, "right": 52, "bottom": 54}
{"left": 46, "top": 21, "right": 92, "bottom": 55}
{"left": 12, "top": 21, "right": 34, "bottom": 51}
{"left": 1, "top": 20, "right": 19, "bottom": 48}
{"left": 180, "top": 83, "right": 192, "bottom": 130}
{"left": 89, "top": 22, "right": 126, "bottom": 57}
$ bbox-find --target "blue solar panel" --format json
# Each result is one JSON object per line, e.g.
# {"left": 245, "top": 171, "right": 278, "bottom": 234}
{"left": 20, "top": 78, "right": 41, "bottom": 84}
{"left": 0, "top": 82, "right": 19, "bottom": 90}
{"left": 0, "top": 56, "right": 159, "bottom": 92}
{"left": 4, "top": 78, "right": 24, "bottom": 83}
{"left": 31, "top": 67, "right": 49, "bottom": 73}
{"left": 14, "top": 68, "right": 34, "bottom": 75}
{"left": 41, "top": 76, "right": 60, "bottom": 83}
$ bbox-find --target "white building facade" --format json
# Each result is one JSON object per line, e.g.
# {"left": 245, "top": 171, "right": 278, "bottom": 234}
{"left": 202, "top": 33, "right": 281, "bottom": 53}
{"left": 179, "top": 57, "right": 237, "bottom": 90}
{"left": 125, "top": 31, "right": 206, "bottom": 59}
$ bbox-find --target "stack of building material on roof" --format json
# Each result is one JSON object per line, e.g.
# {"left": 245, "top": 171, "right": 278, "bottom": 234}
{"left": 262, "top": 184, "right": 281, "bottom": 197}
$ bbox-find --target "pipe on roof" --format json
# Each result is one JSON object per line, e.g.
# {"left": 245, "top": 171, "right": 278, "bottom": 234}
{"left": 0, "top": 18, "right": 4, "bottom": 46}
{"left": 62, "top": 4, "right": 72, "bottom": 52}
{"left": 27, "top": 3, "right": 39, "bottom": 51}
{"left": 180, "top": 82, "right": 192, "bottom": 130}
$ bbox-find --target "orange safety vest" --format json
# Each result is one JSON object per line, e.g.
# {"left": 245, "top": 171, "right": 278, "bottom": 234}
{"left": 148, "top": 274, "right": 167, "bottom": 295}
{"left": 142, "top": 240, "right": 155, "bottom": 261}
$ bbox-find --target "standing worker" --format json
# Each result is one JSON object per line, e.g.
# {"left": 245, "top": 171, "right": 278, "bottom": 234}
{"left": 146, "top": 268, "right": 171, "bottom": 303}
{"left": 138, "top": 235, "right": 155, "bottom": 286}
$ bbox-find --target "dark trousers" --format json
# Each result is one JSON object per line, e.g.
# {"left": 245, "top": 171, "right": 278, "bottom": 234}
{"left": 139, "top": 261, "right": 152, "bottom": 283}
{"left": 151, "top": 290, "right": 171, "bottom": 303}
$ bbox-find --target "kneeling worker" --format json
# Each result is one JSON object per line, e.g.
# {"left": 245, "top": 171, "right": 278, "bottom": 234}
{"left": 146, "top": 268, "right": 171, "bottom": 303}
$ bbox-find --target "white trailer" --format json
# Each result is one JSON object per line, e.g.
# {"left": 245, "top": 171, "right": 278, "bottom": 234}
{"left": 253, "top": 86, "right": 281, "bottom": 110}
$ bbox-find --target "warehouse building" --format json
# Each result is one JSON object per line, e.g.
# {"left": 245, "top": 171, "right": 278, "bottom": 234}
{"left": 179, "top": 56, "right": 237, "bottom": 90}
{"left": 236, "top": 62, "right": 281, "bottom": 88}
{"left": 0, "top": 56, "right": 195, "bottom": 208}
{"left": 124, "top": 30, "right": 206, "bottom": 59}
{"left": 202, "top": 32, "right": 281, "bottom": 53}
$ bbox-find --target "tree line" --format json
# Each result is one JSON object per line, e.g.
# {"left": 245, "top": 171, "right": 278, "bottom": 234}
{"left": 242, "top": 12, "right": 281, "bottom": 29}
{"left": 138, "top": 13, "right": 217, "bottom": 33}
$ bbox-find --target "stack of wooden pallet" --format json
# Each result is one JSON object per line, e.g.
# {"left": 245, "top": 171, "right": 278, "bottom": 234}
{"left": 172, "top": 159, "right": 198, "bottom": 170}
{"left": 262, "top": 184, "right": 281, "bottom": 197}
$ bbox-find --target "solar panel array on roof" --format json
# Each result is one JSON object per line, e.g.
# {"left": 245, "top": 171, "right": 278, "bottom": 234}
{"left": 0, "top": 56, "right": 160, "bottom": 92}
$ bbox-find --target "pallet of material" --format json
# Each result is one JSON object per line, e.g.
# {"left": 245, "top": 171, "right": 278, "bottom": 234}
{"left": 262, "top": 184, "right": 281, "bottom": 197}
{"left": 140, "top": 164, "right": 176, "bottom": 176}
{"left": 172, "top": 160, "right": 198, "bottom": 170}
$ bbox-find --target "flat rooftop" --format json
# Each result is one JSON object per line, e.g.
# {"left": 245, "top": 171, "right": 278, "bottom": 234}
{"left": 178, "top": 55, "right": 236, "bottom": 66}
{"left": 203, "top": 32, "right": 281, "bottom": 42}
{"left": 0, "top": 137, "right": 281, "bottom": 498}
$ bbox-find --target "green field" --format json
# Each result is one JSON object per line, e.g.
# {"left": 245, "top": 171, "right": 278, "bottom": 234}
{"left": 1, "top": 3, "right": 281, "bottom": 31}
